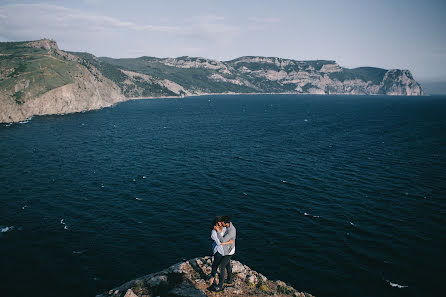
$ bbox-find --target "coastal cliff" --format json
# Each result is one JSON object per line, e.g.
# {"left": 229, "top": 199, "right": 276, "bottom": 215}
{"left": 82, "top": 54, "right": 424, "bottom": 98}
{"left": 96, "top": 256, "right": 314, "bottom": 297}
{"left": 0, "top": 39, "right": 424, "bottom": 123}
{"left": 0, "top": 39, "right": 125, "bottom": 123}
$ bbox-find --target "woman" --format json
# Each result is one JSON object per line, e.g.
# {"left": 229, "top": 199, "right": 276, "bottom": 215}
{"left": 208, "top": 216, "right": 233, "bottom": 289}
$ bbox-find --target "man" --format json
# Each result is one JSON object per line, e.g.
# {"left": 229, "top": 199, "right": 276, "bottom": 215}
{"left": 213, "top": 216, "right": 236, "bottom": 292}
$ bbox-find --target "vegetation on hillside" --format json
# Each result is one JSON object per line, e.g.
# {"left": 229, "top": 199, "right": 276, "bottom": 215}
{"left": 329, "top": 67, "right": 387, "bottom": 83}
{"left": 0, "top": 41, "right": 80, "bottom": 104}
{"left": 0, "top": 39, "right": 423, "bottom": 111}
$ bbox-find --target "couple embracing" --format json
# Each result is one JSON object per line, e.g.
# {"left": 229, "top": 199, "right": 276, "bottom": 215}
{"left": 208, "top": 216, "right": 236, "bottom": 292}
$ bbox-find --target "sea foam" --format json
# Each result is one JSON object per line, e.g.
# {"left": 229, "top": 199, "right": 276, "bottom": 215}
{"left": 386, "top": 280, "right": 408, "bottom": 288}
{"left": 1, "top": 226, "right": 14, "bottom": 233}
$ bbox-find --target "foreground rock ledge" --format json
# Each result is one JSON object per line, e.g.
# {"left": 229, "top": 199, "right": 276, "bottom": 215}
{"left": 97, "top": 256, "right": 314, "bottom": 297}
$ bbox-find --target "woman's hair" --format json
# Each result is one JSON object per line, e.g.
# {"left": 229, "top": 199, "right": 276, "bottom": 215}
{"left": 211, "top": 216, "right": 221, "bottom": 230}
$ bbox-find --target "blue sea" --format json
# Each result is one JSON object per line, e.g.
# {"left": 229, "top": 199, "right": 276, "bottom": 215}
{"left": 1, "top": 95, "right": 445, "bottom": 297}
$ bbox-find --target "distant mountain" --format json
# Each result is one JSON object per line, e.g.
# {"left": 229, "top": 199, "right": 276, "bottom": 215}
{"left": 74, "top": 54, "right": 424, "bottom": 98}
{"left": 0, "top": 39, "right": 424, "bottom": 123}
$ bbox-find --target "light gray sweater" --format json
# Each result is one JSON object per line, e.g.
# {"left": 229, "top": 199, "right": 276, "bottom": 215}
{"left": 217, "top": 222, "right": 236, "bottom": 256}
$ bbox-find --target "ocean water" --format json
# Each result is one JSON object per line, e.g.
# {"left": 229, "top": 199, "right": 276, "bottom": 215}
{"left": 0, "top": 94, "right": 445, "bottom": 297}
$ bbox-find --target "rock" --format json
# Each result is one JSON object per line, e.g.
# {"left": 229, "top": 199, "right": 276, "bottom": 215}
{"left": 96, "top": 256, "right": 314, "bottom": 297}
{"left": 146, "top": 274, "right": 168, "bottom": 287}
{"left": 231, "top": 260, "right": 246, "bottom": 273}
{"left": 236, "top": 271, "right": 247, "bottom": 280}
{"left": 258, "top": 273, "right": 268, "bottom": 282}
{"left": 168, "top": 281, "right": 207, "bottom": 297}
{"left": 166, "top": 262, "right": 188, "bottom": 274}
{"left": 26, "top": 39, "right": 59, "bottom": 51}
{"left": 123, "top": 289, "right": 138, "bottom": 297}
{"left": 246, "top": 274, "right": 258, "bottom": 284}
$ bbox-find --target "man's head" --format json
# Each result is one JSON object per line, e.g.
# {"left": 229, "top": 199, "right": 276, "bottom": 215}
{"left": 219, "top": 216, "right": 231, "bottom": 228}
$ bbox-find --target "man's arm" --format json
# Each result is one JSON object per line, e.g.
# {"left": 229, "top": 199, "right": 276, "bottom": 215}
{"left": 216, "top": 229, "right": 234, "bottom": 244}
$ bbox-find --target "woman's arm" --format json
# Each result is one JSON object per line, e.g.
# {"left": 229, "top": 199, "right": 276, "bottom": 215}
{"left": 211, "top": 230, "right": 223, "bottom": 245}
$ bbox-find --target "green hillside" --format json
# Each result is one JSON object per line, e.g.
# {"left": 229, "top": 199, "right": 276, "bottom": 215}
{"left": 96, "top": 56, "right": 259, "bottom": 94}
{"left": 328, "top": 67, "right": 388, "bottom": 83}
{"left": 0, "top": 41, "right": 80, "bottom": 105}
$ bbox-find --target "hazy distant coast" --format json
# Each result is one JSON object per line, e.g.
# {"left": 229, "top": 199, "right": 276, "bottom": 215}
{"left": 0, "top": 39, "right": 424, "bottom": 123}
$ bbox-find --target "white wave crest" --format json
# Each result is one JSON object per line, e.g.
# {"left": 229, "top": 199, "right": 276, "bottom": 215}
{"left": 1, "top": 226, "right": 14, "bottom": 233}
{"left": 60, "top": 219, "right": 69, "bottom": 230}
{"left": 19, "top": 116, "right": 33, "bottom": 124}
{"left": 386, "top": 280, "right": 408, "bottom": 288}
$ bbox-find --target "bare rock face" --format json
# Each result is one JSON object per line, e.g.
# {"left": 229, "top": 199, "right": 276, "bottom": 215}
{"left": 379, "top": 69, "right": 424, "bottom": 95}
{"left": 28, "top": 68, "right": 124, "bottom": 116}
{"left": 96, "top": 256, "right": 314, "bottom": 297}
{"left": 120, "top": 69, "right": 191, "bottom": 98}
{"left": 26, "top": 39, "right": 59, "bottom": 51}
{"left": 144, "top": 56, "right": 424, "bottom": 96}
{"left": 0, "top": 40, "right": 126, "bottom": 123}
{"left": 0, "top": 64, "right": 125, "bottom": 123}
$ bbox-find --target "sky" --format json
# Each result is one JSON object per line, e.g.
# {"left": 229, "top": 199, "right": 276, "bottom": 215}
{"left": 0, "top": 0, "right": 445, "bottom": 81}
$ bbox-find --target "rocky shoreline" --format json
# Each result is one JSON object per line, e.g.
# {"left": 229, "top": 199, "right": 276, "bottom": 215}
{"left": 96, "top": 256, "right": 314, "bottom": 297}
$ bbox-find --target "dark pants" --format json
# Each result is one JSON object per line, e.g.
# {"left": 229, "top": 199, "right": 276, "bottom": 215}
{"left": 210, "top": 252, "right": 223, "bottom": 277}
{"left": 218, "top": 255, "right": 232, "bottom": 286}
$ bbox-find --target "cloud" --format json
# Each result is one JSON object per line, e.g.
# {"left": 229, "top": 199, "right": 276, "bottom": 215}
{"left": 0, "top": 3, "right": 240, "bottom": 56}
{"left": 247, "top": 17, "right": 281, "bottom": 24}
{"left": 0, "top": 4, "right": 233, "bottom": 41}
{"left": 82, "top": 0, "right": 103, "bottom": 5}
{"left": 0, "top": 3, "right": 179, "bottom": 40}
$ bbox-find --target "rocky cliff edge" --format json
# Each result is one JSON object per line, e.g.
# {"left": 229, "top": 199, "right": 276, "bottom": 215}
{"left": 96, "top": 256, "right": 314, "bottom": 297}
